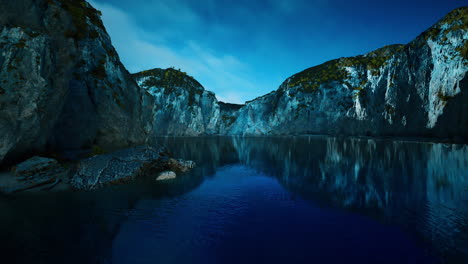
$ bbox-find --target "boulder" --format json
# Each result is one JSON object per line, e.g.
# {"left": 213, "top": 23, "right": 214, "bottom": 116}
{"left": 70, "top": 146, "right": 195, "bottom": 190}
{"left": 12, "top": 156, "right": 61, "bottom": 179}
{"left": 156, "top": 171, "right": 176, "bottom": 181}
{"left": 0, "top": 156, "right": 66, "bottom": 194}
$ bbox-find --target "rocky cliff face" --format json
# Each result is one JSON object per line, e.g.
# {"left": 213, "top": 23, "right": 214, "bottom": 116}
{"left": 133, "top": 68, "right": 242, "bottom": 136}
{"left": 134, "top": 8, "right": 467, "bottom": 141}
{"left": 229, "top": 7, "right": 467, "bottom": 140}
{"left": 0, "top": 2, "right": 466, "bottom": 165}
{"left": 0, "top": 0, "right": 152, "bottom": 163}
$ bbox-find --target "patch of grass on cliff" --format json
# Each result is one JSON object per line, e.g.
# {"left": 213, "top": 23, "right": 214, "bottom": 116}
{"left": 221, "top": 114, "right": 237, "bottom": 126}
{"left": 342, "top": 45, "right": 402, "bottom": 73}
{"left": 385, "top": 104, "right": 396, "bottom": 115}
{"left": 113, "top": 92, "right": 125, "bottom": 109}
{"left": 7, "top": 64, "right": 18, "bottom": 72}
{"left": 88, "top": 145, "right": 106, "bottom": 157}
{"left": 423, "top": 27, "right": 442, "bottom": 41}
{"left": 90, "top": 59, "right": 106, "bottom": 80}
{"left": 342, "top": 56, "right": 389, "bottom": 71}
{"left": 298, "top": 103, "right": 307, "bottom": 109}
{"left": 456, "top": 40, "right": 468, "bottom": 59}
{"left": 105, "top": 45, "right": 118, "bottom": 58}
{"left": 352, "top": 86, "right": 367, "bottom": 99}
{"left": 25, "top": 30, "right": 41, "bottom": 38}
{"left": 137, "top": 68, "right": 204, "bottom": 106}
{"left": 13, "top": 39, "right": 27, "bottom": 48}
{"left": 57, "top": 0, "right": 105, "bottom": 41}
{"left": 437, "top": 91, "right": 454, "bottom": 102}
{"left": 421, "top": 7, "right": 468, "bottom": 41}
{"left": 286, "top": 45, "right": 402, "bottom": 94}
{"left": 287, "top": 59, "right": 350, "bottom": 93}
{"left": 440, "top": 7, "right": 468, "bottom": 32}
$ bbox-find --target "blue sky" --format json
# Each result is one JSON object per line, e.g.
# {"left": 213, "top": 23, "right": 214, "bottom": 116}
{"left": 89, "top": 0, "right": 464, "bottom": 104}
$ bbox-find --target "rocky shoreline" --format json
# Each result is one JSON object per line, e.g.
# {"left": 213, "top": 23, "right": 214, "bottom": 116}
{"left": 0, "top": 145, "right": 195, "bottom": 194}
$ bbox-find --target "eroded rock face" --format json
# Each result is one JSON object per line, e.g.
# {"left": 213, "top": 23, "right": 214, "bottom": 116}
{"left": 0, "top": 0, "right": 152, "bottom": 164}
{"left": 228, "top": 8, "right": 467, "bottom": 140}
{"left": 70, "top": 146, "right": 195, "bottom": 190}
{"left": 0, "top": 1, "right": 466, "bottom": 168}
{"left": 135, "top": 8, "right": 467, "bottom": 142}
{"left": 133, "top": 68, "right": 242, "bottom": 136}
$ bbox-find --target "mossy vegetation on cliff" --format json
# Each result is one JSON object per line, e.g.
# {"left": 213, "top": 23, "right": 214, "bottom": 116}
{"left": 456, "top": 40, "right": 468, "bottom": 59}
{"left": 53, "top": 0, "right": 105, "bottom": 41}
{"left": 221, "top": 114, "right": 237, "bottom": 126}
{"left": 285, "top": 44, "right": 403, "bottom": 94}
{"left": 134, "top": 68, "right": 204, "bottom": 106}
{"left": 421, "top": 7, "right": 467, "bottom": 42}
{"left": 437, "top": 90, "right": 455, "bottom": 102}
{"left": 287, "top": 59, "right": 350, "bottom": 93}
{"left": 90, "top": 59, "right": 107, "bottom": 79}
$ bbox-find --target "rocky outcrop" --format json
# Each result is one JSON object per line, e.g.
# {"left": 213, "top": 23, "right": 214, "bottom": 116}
{"left": 70, "top": 146, "right": 195, "bottom": 190}
{"left": 133, "top": 68, "right": 243, "bottom": 136}
{"left": 0, "top": 0, "right": 152, "bottom": 164}
{"left": 135, "top": 8, "right": 467, "bottom": 142}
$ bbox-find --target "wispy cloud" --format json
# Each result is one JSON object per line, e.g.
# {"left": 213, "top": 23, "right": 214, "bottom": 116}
{"left": 89, "top": 0, "right": 258, "bottom": 104}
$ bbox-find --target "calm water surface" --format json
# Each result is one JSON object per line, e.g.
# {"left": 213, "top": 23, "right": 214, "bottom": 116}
{"left": 0, "top": 136, "right": 467, "bottom": 264}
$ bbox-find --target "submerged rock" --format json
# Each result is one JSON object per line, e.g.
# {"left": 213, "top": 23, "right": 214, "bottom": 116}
{"left": 156, "top": 171, "right": 177, "bottom": 181}
{"left": 70, "top": 146, "right": 195, "bottom": 190}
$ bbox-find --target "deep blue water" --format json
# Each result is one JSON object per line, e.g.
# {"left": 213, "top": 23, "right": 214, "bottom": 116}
{"left": 0, "top": 136, "right": 467, "bottom": 264}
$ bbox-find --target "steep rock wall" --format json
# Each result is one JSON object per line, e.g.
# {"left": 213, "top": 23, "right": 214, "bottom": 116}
{"left": 0, "top": 0, "right": 152, "bottom": 163}
{"left": 229, "top": 8, "right": 467, "bottom": 141}
{"left": 134, "top": 8, "right": 467, "bottom": 141}
{"left": 133, "top": 68, "right": 242, "bottom": 136}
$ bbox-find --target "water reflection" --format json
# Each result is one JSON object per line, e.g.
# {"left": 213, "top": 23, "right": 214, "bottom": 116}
{"left": 156, "top": 136, "right": 468, "bottom": 263}
{"left": 0, "top": 136, "right": 466, "bottom": 263}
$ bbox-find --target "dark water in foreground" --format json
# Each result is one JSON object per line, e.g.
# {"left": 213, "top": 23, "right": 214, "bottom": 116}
{"left": 0, "top": 136, "right": 467, "bottom": 264}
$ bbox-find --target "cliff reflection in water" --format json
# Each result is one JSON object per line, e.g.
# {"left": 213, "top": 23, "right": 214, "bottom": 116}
{"left": 0, "top": 136, "right": 466, "bottom": 263}
{"left": 156, "top": 136, "right": 468, "bottom": 261}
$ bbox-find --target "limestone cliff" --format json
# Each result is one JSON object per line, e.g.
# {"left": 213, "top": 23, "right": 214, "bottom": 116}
{"left": 0, "top": 0, "right": 152, "bottom": 163}
{"left": 0, "top": 2, "right": 466, "bottom": 165}
{"left": 134, "top": 8, "right": 467, "bottom": 141}
{"left": 228, "top": 7, "right": 467, "bottom": 140}
{"left": 133, "top": 68, "right": 242, "bottom": 136}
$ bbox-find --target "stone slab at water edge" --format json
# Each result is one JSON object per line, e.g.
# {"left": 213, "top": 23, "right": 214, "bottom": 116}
{"left": 70, "top": 146, "right": 195, "bottom": 190}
